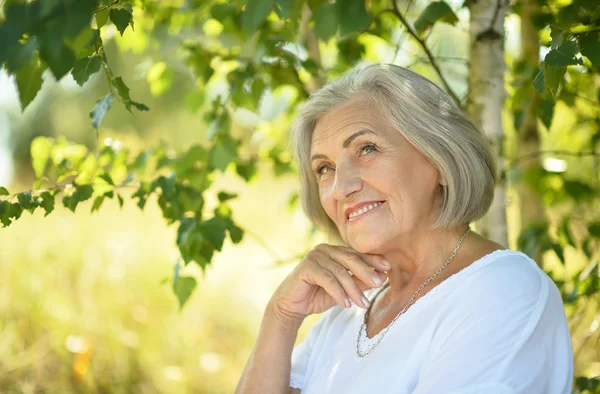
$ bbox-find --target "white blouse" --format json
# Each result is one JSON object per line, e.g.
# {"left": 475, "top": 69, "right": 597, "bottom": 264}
{"left": 290, "top": 249, "right": 573, "bottom": 394}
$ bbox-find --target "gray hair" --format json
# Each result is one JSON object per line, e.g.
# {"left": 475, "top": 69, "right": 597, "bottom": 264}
{"left": 290, "top": 63, "right": 497, "bottom": 240}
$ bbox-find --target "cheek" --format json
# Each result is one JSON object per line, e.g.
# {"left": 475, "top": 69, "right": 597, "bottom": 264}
{"left": 319, "top": 187, "right": 338, "bottom": 221}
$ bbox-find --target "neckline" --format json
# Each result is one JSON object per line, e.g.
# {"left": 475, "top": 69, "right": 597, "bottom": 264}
{"left": 354, "top": 248, "right": 520, "bottom": 360}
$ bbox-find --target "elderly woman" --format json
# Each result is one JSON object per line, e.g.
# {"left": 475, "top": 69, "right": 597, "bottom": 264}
{"left": 235, "top": 64, "right": 573, "bottom": 394}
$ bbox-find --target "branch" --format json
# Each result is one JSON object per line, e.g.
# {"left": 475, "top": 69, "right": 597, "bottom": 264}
{"left": 0, "top": 181, "right": 140, "bottom": 201}
{"left": 94, "top": 0, "right": 119, "bottom": 14}
{"left": 388, "top": 2, "right": 461, "bottom": 106}
{"left": 388, "top": 31, "right": 407, "bottom": 64}
{"left": 571, "top": 26, "right": 600, "bottom": 35}
{"left": 503, "top": 150, "right": 600, "bottom": 176}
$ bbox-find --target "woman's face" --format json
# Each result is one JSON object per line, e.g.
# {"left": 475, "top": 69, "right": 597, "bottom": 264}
{"left": 310, "top": 97, "right": 443, "bottom": 253}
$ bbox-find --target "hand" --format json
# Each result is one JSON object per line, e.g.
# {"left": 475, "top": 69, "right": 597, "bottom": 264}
{"left": 267, "top": 243, "right": 390, "bottom": 328}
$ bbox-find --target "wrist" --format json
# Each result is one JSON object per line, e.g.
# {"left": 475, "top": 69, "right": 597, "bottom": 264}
{"left": 264, "top": 301, "right": 305, "bottom": 333}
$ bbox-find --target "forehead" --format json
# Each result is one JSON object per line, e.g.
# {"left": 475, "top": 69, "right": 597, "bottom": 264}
{"left": 311, "top": 98, "right": 387, "bottom": 148}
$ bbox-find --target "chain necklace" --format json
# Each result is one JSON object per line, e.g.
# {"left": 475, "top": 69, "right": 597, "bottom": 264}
{"left": 355, "top": 226, "right": 471, "bottom": 358}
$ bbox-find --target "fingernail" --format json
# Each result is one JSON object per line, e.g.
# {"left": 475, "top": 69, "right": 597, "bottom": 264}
{"left": 361, "top": 295, "right": 370, "bottom": 307}
{"left": 345, "top": 297, "right": 351, "bottom": 308}
{"left": 372, "top": 274, "right": 383, "bottom": 286}
{"left": 382, "top": 260, "right": 392, "bottom": 269}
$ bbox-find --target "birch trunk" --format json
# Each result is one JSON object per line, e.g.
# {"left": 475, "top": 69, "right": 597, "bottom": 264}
{"left": 518, "top": 0, "right": 545, "bottom": 267}
{"left": 468, "top": 0, "right": 508, "bottom": 246}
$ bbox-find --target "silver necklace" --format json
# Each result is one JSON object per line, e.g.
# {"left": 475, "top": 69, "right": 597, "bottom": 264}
{"left": 355, "top": 227, "right": 471, "bottom": 358}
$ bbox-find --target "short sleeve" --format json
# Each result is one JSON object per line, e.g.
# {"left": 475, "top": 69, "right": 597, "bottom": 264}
{"left": 289, "top": 307, "right": 339, "bottom": 390}
{"left": 412, "top": 255, "right": 573, "bottom": 394}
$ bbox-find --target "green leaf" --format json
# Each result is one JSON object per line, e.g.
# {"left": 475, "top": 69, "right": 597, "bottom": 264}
{"left": 15, "top": 55, "right": 45, "bottom": 111}
{"left": 544, "top": 42, "right": 578, "bottom": 67}
{"left": 177, "top": 218, "right": 197, "bottom": 264}
{"left": 200, "top": 217, "right": 227, "bottom": 251}
{"left": 68, "top": 26, "right": 100, "bottom": 58}
{"left": 117, "top": 194, "right": 124, "bottom": 208}
{"left": 96, "top": 9, "right": 110, "bottom": 28}
{"left": 112, "top": 77, "right": 148, "bottom": 112}
{"left": 63, "top": 194, "right": 78, "bottom": 212}
{"left": 241, "top": 0, "right": 276, "bottom": 35}
{"left": 62, "top": 184, "right": 93, "bottom": 213}
{"left": 31, "top": 137, "right": 53, "bottom": 179}
{"left": 551, "top": 243, "right": 564, "bottom": 264}
{"left": 5, "top": 37, "right": 38, "bottom": 72}
{"left": 337, "top": 0, "right": 371, "bottom": 36}
{"left": 71, "top": 55, "right": 102, "bottom": 86}
{"left": 539, "top": 99, "right": 555, "bottom": 129}
{"left": 112, "top": 77, "right": 132, "bottom": 110}
{"left": 17, "top": 191, "right": 32, "bottom": 209}
{"left": 307, "top": 0, "right": 327, "bottom": 11}
{"left": 236, "top": 160, "right": 257, "bottom": 182}
{"left": 77, "top": 184, "right": 94, "bottom": 202}
{"left": 414, "top": 1, "right": 458, "bottom": 34}
{"left": 0, "top": 201, "right": 10, "bottom": 227}
{"left": 9, "top": 203, "right": 22, "bottom": 222}
{"left": 210, "top": 139, "right": 237, "bottom": 172}
{"left": 579, "top": 33, "right": 600, "bottom": 67}
{"left": 40, "top": 191, "right": 54, "bottom": 216}
{"left": 275, "top": 0, "right": 295, "bottom": 18}
{"left": 156, "top": 173, "right": 176, "bottom": 198}
{"left": 517, "top": 221, "right": 553, "bottom": 260}
{"left": 173, "top": 276, "right": 196, "bottom": 309}
{"left": 0, "top": 187, "right": 8, "bottom": 196}
{"left": 544, "top": 63, "right": 566, "bottom": 98}
{"left": 131, "top": 101, "right": 149, "bottom": 111}
{"left": 99, "top": 173, "right": 114, "bottom": 185}
{"left": 549, "top": 26, "right": 563, "bottom": 50}
{"left": 217, "top": 191, "right": 238, "bottom": 202}
{"left": 132, "top": 187, "right": 147, "bottom": 210}
{"left": 314, "top": 3, "right": 338, "bottom": 40}
{"left": 227, "top": 221, "right": 244, "bottom": 244}
{"left": 564, "top": 180, "right": 595, "bottom": 201}
{"left": 38, "top": 41, "right": 76, "bottom": 80}
{"left": 109, "top": 8, "right": 134, "bottom": 36}
{"left": 592, "top": 5, "right": 600, "bottom": 21}
{"left": 91, "top": 195, "right": 104, "bottom": 212}
{"left": 90, "top": 93, "right": 113, "bottom": 129}
{"left": 533, "top": 67, "right": 545, "bottom": 95}
{"left": 211, "top": 3, "right": 237, "bottom": 20}
{"left": 589, "top": 222, "right": 600, "bottom": 238}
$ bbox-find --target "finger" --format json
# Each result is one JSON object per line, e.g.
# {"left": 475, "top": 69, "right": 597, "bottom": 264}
{"left": 305, "top": 263, "right": 350, "bottom": 308}
{"left": 320, "top": 260, "right": 372, "bottom": 308}
{"left": 353, "top": 271, "right": 388, "bottom": 292}
{"left": 327, "top": 248, "right": 388, "bottom": 289}
{"left": 350, "top": 249, "right": 392, "bottom": 272}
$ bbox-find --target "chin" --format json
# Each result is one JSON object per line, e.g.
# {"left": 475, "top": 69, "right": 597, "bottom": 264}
{"left": 346, "top": 234, "right": 387, "bottom": 254}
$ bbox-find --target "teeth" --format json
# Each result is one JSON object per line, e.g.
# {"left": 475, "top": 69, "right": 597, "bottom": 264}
{"left": 348, "top": 201, "right": 383, "bottom": 219}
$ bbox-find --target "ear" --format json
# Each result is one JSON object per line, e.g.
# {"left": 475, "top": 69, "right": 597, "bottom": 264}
{"left": 438, "top": 172, "right": 446, "bottom": 187}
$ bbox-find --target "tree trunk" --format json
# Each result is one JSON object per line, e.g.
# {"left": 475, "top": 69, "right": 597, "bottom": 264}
{"left": 517, "top": 0, "right": 546, "bottom": 267}
{"left": 468, "top": 0, "right": 508, "bottom": 246}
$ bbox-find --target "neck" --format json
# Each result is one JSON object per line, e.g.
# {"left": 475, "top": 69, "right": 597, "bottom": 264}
{"left": 380, "top": 225, "right": 470, "bottom": 299}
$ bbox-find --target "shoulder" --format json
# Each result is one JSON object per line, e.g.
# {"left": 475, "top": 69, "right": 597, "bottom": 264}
{"left": 458, "top": 249, "right": 546, "bottom": 303}
{"left": 436, "top": 249, "right": 557, "bottom": 333}
{"left": 429, "top": 251, "right": 563, "bottom": 347}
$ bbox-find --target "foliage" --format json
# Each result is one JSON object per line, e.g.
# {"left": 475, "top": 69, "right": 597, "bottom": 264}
{"left": 1, "top": 0, "right": 599, "bottom": 391}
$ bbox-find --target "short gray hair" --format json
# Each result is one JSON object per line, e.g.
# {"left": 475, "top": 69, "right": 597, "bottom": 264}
{"left": 290, "top": 63, "right": 497, "bottom": 239}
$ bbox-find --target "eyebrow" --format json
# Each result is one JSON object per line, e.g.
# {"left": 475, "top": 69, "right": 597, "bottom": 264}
{"left": 310, "top": 129, "right": 376, "bottom": 162}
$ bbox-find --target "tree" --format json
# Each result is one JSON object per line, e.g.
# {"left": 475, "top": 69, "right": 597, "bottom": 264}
{"left": 1, "top": 0, "right": 599, "bottom": 390}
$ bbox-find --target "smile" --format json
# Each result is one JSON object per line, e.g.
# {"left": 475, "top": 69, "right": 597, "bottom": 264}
{"left": 347, "top": 201, "right": 385, "bottom": 222}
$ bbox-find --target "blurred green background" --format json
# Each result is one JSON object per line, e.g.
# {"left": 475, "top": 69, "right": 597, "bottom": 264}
{"left": 1, "top": 0, "right": 599, "bottom": 392}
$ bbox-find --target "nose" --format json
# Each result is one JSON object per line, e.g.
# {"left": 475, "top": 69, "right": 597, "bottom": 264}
{"left": 331, "top": 164, "right": 363, "bottom": 202}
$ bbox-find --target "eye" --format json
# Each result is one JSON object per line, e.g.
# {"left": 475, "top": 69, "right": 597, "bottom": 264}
{"left": 359, "top": 143, "right": 378, "bottom": 156}
{"left": 315, "top": 164, "right": 333, "bottom": 176}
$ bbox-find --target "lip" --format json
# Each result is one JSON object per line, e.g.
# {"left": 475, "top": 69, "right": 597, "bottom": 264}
{"left": 344, "top": 200, "right": 386, "bottom": 222}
